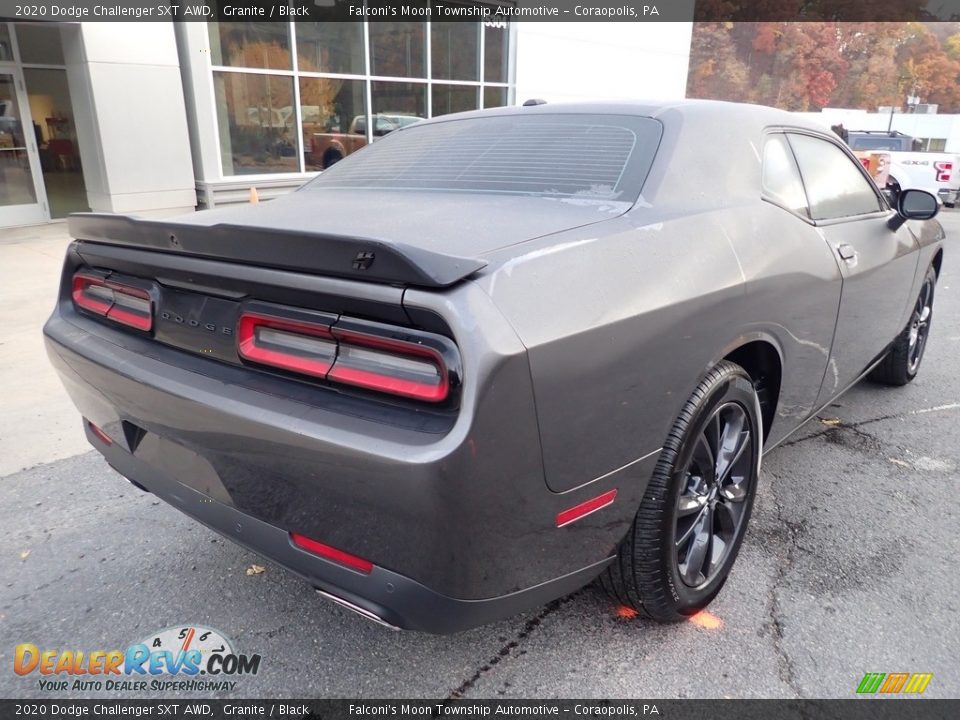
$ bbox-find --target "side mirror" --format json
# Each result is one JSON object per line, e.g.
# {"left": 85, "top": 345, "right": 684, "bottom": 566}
{"left": 888, "top": 189, "right": 939, "bottom": 230}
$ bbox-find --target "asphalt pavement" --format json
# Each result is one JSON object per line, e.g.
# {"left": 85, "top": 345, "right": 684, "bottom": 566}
{"left": 2, "top": 215, "right": 958, "bottom": 700}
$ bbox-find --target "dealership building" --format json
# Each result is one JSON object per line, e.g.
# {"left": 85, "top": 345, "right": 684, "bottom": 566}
{"left": 0, "top": 17, "right": 694, "bottom": 229}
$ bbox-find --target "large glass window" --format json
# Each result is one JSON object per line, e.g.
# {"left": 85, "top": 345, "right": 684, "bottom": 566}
{"left": 214, "top": 72, "right": 297, "bottom": 175}
{"left": 0, "top": 74, "right": 37, "bottom": 207}
{"left": 787, "top": 133, "right": 883, "bottom": 221}
{"left": 208, "top": 18, "right": 514, "bottom": 178}
{"left": 209, "top": 20, "right": 291, "bottom": 70}
{"left": 371, "top": 82, "right": 427, "bottom": 128}
{"left": 484, "top": 86, "right": 508, "bottom": 110}
{"left": 0, "top": 25, "right": 12, "bottom": 62}
{"left": 301, "top": 78, "right": 367, "bottom": 171}
{"left": 296, "top": 22, "right": 364, "bottom": 75}
{"left": 369, "top": 22, "right": 425, "bottom": 78}
{"left": 484, "top": 24, "right": 509, "bottom": 83}
{"left": 431, "top": 23, "right": 479, "bottom": 81}
{"left": 433, "top": 85, "right": 479, "bottom": 118}
{"left": 15, "top": 24, "right": 64, "bottom": 65}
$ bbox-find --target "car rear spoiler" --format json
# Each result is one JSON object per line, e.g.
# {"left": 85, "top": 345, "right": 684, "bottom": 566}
{"left": 67, "top": 213, "right": 487, "bottom": 289}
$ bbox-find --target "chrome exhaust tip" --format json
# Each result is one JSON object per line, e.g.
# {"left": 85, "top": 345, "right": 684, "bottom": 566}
{"left": 315, "top": 588, "right": 400, "bottom": 631}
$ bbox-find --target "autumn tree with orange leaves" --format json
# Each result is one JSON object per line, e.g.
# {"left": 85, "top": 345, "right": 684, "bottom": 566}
{"left": 688, "top": 22, "right": 960, "bottom": 112}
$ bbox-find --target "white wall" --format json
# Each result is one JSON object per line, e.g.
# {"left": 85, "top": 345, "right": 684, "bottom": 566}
{"left": 62, "top": 22, "right": 196, "bottom": 216}
{"left": 514, "top": 22, "right": 693, "bottom": 104}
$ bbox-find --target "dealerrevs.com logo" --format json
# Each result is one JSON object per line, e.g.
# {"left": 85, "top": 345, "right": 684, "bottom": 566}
{"left": 14, "top": 625, "right": 261, "bottom": 693}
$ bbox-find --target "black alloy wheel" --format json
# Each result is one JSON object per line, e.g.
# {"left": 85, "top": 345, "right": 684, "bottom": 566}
{"left": 870, "top": 265, "right": 937, "bottom": 386}
{"left": 674, "top": 401, "right": 754, "bottom": 588}
{"left": 600, "top": 360, "right": 762, "bottom": 622}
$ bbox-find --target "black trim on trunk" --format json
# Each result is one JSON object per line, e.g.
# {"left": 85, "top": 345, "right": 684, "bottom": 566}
{"left": 68, "top": 213, "right": 488, "bottom": 288}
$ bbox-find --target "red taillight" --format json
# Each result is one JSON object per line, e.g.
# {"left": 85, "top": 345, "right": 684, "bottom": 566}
{"left": 328, "top": 328, "right": 448, "bottom": 402}
{"left": 290, "top": 532, "right": 374, "bottom": 574}
{"left": 237, "top": 313, "right": 337, "bottom": 379}
{"left": 237, "top": 311, "right": 450, "bottom": 402}
{"left": 556, "top": 489, "right": 618, "bottom": 528}
{"left": 934, "top": 160, "right": 953, "bottom": 182}
{"left": 72, "top": 273, "right": 152, "bottom": 331}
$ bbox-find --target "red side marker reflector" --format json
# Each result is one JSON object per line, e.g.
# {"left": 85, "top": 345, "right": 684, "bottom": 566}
{"left": 87, "top": 420, "right": 113, "bottom": 446}
{"left": 290, "top": 532, "right": 374, "bottom": 574}
{"left": 556, "top": 489, "right": 618, "bottom": 528}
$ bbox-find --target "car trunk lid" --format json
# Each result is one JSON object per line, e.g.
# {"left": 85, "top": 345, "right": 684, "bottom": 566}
{"left": 68, "top": 189, "right": 632, "bottom": 288}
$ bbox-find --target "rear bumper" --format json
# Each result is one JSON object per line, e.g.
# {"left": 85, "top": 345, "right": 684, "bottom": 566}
{"left": 937, "top": 188, "right": 960, "bottom": 206}
{"left": 44, "top": 301, "right": 652, "bottom": 632}
{"left": 92, "top": 423, "right": 610, "bottom": 633}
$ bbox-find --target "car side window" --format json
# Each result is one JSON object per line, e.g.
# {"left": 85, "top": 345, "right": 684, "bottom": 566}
{"left": 761, "top": 134, "right": 810, "bottom": 218}
{"left": 787, "top": 133, "right": 884, "bottom": 221}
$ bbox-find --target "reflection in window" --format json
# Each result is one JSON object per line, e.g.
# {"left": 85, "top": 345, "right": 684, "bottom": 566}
{"left": 369, "top": 21, "right": 425, "bottom": 78}
{"left": 484, "top": 86, "right": 508, "bottom": 109}
{"left": 431, "top": 23, "right": 479, "bottom": 81}
{"left": 762, "top": 135, "right": 809, "bottom": 217}
{"left": 371, "top": 82, "right": 426, "bottom": 136}
{"left": 209, "top": 20, "right": 291, "bottom": 70}
{"left": 205, "top": 17, "right": 513, "bottom": 178}
{"left": 307, "top": 115, "right": 659, "bottom": 200}
{"left": 433, "top": 85, "right": 479, "bottom": 118}
{"left": 296, "top": 22, "right": 364, "bottom": 75}
{"left": 0, "top": 25, "right": 12, "bottom": 62}
{"left": 214, "top": 72, "right": 297, "bottom": 175}
{"left": 15, "top": 24, "right": 65, "bottom": 65}
{"left": 788, "top": 133, "right": 882, "bottom": 220}
{"left": 0, "top": 75, "right": 37, "bottom": 206}
{"left": 484, "top": 25, "right": 509, "bottom": 83}
{"left": 301, "top": 78, "right": 367, "bottom": 171}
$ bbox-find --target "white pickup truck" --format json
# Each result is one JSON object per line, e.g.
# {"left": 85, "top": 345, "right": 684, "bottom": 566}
{"left": 847, "top": 130, "right": 960, "bottom": 207}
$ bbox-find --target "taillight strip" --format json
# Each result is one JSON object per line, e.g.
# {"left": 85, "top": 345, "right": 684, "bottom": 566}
{"left": 72, "top": 273, "right": 153, "bottom": 332}
{"left": 237, "top": 310, "right": 452, "bottom": 403}
{"left": 237, "top": 313, "right": 337, "bottom": 379}
{"left": 329, "top": 328, "right": 448, "bottom": 402}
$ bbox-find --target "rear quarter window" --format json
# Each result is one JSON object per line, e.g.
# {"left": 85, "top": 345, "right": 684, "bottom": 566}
{"left": 762, "top": 134, "right": 809, "bottom": 218}
{"left": 303, "top": 113, "right": 663, "bottom": 202}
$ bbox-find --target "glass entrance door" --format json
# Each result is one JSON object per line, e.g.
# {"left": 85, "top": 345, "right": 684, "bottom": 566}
{"left": 0, "top": 25, "right": 48, "bottom": 226}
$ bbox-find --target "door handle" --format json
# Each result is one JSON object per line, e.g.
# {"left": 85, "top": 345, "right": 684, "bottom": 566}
{"left": 837, "top": 243, "right": 857, "bottom": 262}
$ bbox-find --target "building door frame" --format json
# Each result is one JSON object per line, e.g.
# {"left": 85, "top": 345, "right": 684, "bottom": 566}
{"left": 0, "top": 21, "right": 51, "bottom": 227}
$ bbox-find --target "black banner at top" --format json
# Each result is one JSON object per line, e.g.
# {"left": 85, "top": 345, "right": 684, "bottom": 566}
{"left": 0, "top": 0, "right": 957, "bottom": 22}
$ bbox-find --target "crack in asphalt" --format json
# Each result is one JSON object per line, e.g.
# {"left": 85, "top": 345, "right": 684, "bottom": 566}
{"left": 766, "top": 416, "right": 892, "bottom": 699}
{"left": 765, "top": 470, "right": 804, "bottom": 699}
{"left": 781, "top": 400, "right": 959, "bottom": 450}
{"left": 445, "top": 592, "right": 582, "bottom": 700}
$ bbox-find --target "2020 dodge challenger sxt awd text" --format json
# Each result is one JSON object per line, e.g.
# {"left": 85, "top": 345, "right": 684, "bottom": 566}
{"left": 44, "top": 101, "right": 944, "bottom": 632}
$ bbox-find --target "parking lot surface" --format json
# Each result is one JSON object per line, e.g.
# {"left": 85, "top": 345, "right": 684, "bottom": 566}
{"left": 2, "top": 215, "right": 958, "bottom": 699}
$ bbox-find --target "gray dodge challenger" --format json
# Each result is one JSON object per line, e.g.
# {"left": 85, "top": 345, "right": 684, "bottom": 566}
{"left": 44, "top": 100, "right": 944, "bottom": 632}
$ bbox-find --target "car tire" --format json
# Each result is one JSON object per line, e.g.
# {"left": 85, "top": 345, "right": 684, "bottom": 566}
{"left": 599, "top": 360, "right": 762, "bottom": 622}
{"left": 323, "top": 150, "right": 344, "bottom": 169}
{"left": 869, "top": 265, "right": 937, "bottom": 386}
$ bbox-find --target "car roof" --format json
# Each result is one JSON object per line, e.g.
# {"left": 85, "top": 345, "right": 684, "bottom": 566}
{"left": 409, "top": 98, "right": 828, "bottom": 135}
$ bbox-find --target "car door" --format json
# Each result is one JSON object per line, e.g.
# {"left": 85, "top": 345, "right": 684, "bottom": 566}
{"left": 786, "top": 131, "right": 920, "bottom": 405}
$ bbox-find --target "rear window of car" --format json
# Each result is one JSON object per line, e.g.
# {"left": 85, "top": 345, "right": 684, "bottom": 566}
{"left": 849, "top": 137, "right": 904, "bottom": 151}
{"left": 302, "top": 113, "right": 663, "bottom": 201}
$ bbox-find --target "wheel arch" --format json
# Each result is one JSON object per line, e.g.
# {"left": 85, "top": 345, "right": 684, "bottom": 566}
{"left": 932, "top": 248, "right": 944, "bottom": 278}
{"left": 721, "top": 339, "right": 783, "bottom": 445}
